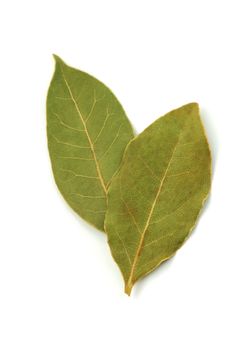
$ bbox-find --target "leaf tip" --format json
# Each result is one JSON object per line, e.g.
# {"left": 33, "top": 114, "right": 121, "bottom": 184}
{"left": 124, "top": 282, "right": 133, "bottom": 296}
{"left": 183, "top": 101, "right": 199, "bottom": 111}
{"left": 52, "top": 54, "right": 64, "bottom": 65}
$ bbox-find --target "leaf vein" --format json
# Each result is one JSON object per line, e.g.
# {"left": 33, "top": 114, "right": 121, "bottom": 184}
{"left": 59, "top": 168, "right": 99, "bottom": 180}
{"left": 58, "top": 156, "right": 93, "bottom": 161}
{"left": 53, "top": 112, "right": 85, "bottom": 132}
{"left": 125, "top": 122, "right": 187, "bottom": 291}
{"left": 59, "top": 64, "right": 107, "bottom": 195}
{"left": 99, "top": 123, "right": 123, "bottom": 160}
{"left": 149, "top": 196, "right": 192, "bottom": 226}
{"left": 70, "top": 192, "right": 105, "bottom": 199}
{"left": 94, "top": 109, "right": 115, "bottom": 144}
{"left": 115, "top": 229, "right": 132, "bottom": 266}
{"left": 51, "top": 135, "right": 90, "bottom": 149}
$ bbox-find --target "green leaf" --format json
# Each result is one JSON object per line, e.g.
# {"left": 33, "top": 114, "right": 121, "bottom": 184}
{"left": 47, "top": 55, "right": 134, "bottom": 231}
{"left": 105, "top": 103, "right": 211, "bottom": 295}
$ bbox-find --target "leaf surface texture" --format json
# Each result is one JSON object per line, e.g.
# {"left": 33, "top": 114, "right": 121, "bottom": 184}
{"left": 105, "top": 103, "right": 211, "bottom": 294}
{"left": 47, "top": 56, "right": 134, "bottom": 231}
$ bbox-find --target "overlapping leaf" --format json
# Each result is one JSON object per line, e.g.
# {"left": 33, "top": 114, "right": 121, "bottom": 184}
{"left": 47, "top": 56, "right": 134, "bottom": 231}
{"left": 105, "top": 103, "right": 211, "bottom": 295}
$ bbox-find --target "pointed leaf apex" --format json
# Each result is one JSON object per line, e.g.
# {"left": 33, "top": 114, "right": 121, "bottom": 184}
{"left": 125, "top": 282, "right": 133, "bottom": 296}
{"left": 187, "top": 102, "right": 199, "bottom": 111}
{"left": 52, "top": 54, "right": 65, "bottom": 65}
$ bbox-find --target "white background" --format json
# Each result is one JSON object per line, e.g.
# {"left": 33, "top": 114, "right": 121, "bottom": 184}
{"left": 0, "top": 0, "right": 233, "bottom": 349}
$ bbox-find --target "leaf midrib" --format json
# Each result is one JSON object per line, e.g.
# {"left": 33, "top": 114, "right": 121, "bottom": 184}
{"left": 59, "top": 63, "right": 107, "bottom": 196}
{"left": 125, "top": 123, "right": 185, "bottom": 294}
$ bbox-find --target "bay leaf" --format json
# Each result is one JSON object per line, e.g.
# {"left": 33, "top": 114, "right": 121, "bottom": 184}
{"left": 47, "top": 55, "right": 134, "bottom": 231}
{"left": 105, "top": 103, "right": 211, "bottom": 295}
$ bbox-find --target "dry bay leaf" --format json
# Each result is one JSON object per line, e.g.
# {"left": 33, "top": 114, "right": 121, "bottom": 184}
{"left": 105, "top": 103, "right": 211, "bottom": 295}
{"left": 47, "top": 56, "right": 134, "bottom": 231}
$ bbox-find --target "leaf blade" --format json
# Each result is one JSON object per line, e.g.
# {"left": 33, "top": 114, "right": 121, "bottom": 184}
{"left": 105, "top": 103, "right": 211, "bottom": 294}
{"left": 47, "top": 55, "right": 134, "bottom": 231}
